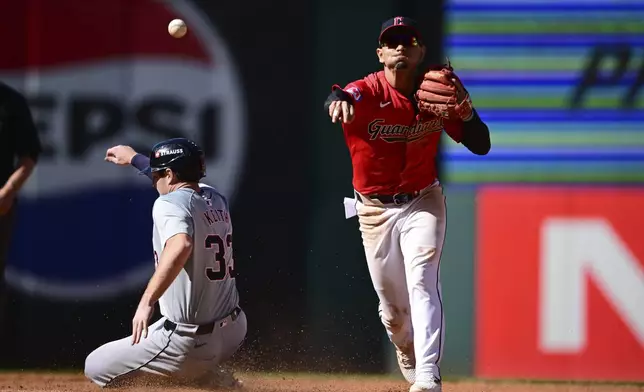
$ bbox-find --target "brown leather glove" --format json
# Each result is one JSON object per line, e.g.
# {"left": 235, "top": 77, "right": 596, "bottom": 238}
{"left": 415, "top": 60, "right": 473, "bottom": 121}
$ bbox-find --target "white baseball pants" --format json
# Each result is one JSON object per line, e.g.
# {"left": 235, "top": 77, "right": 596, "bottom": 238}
{"left": 84, "top": 308, "right": 247, "bottom": 387}
{"left": 355, "top": 183, "right": 446, "bottom": 383}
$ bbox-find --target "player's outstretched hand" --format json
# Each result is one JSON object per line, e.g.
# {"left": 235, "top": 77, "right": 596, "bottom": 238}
{"left": 105, "top": 145, "right": 137, "bottom": 166}
{"left": 328, "top": 100, "right": 355, "bottom": 124}
{"left": 131, "top": 300, "right": 154, "bottom": 345}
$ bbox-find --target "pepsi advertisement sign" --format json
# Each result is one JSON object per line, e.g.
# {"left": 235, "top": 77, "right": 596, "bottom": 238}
{"left": 0, "top": 0, "right": 247, "bottom": 300}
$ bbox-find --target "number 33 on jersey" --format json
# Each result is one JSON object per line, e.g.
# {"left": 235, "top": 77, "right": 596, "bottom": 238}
{"left": 205, "top": 233, "right": 236, "bottom": 281}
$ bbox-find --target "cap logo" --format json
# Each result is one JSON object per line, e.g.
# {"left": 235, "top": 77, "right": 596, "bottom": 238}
{"left": 394, "top": 17, "right": 404, "bottom": 25}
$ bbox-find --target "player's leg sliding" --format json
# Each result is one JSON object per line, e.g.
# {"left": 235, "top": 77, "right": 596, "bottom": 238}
{"left": 84, "top": 308, "right": 247, "bottom": 389}
{"left": 84, "top": 317, "right": 180, "bottom": 388}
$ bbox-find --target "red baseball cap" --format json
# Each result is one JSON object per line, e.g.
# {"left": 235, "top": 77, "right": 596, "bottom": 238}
{"left": 378, "top": 16, "right": 423, "bottom": 45}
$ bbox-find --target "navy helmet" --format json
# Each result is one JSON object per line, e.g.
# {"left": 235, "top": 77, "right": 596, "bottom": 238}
{"left": 142, "top": 137, "right": 206, "bottom": 181}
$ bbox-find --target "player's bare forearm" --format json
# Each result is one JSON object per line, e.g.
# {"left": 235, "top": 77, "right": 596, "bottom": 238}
{"left": 460, "top": 109, "right": 491, "bottom": 155}
{"left": 2, "top": 157, "right": 36, "bottom": 194}
{"left": 140, "top": 234, "right": 193, "bottom": 306}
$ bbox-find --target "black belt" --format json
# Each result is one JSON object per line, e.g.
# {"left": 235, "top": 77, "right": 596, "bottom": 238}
{"left": 163, "top": 306, "right": 242, "bottom": 335}
{"left": 368, "top": 191, "right": 421, "bottom": 206}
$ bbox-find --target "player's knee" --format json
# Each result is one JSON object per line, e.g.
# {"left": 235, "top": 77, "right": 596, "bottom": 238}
{"left": 379, "top": 305, "right": 410, "bottom": 334}
{"left": 84, "top": 350, "right": 108, "bottom": 387}
{"left": 408, "top": 247, "right": 437, "bottom": 268}
{"left": 381, "top": 314, "right": 400, "bottom": 333}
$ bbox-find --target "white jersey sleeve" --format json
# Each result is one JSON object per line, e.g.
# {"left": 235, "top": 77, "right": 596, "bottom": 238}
{"left": 152, "top": 198, "right": 194, "bottom": 245}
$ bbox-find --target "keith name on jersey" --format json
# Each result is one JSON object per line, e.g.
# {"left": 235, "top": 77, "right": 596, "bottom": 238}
{"left": 368, "top": 117, "right": 443, "bottom": 143}
{"left": 203, "top": 208, "right": 230, "bottom": 226}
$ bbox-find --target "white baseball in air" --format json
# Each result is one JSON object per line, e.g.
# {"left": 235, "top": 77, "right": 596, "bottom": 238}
{"left": 168, "top": 19, "right": 187, "bottom": 38}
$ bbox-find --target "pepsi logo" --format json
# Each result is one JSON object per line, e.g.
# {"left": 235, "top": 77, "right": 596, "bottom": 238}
{"left": 2, "top": 0, "right": 248, "bottom": 300}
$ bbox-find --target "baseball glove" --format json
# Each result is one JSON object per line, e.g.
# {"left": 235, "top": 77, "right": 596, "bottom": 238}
{"left": 415, "top": 60, "right": 473, "bottom": 121}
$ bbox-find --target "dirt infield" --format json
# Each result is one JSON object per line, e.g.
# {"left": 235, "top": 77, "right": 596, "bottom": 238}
{"left": 0, "top": 372, "right": 642, "bottom": 392}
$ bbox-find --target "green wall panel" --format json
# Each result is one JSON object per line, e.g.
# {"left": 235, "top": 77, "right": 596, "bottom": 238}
{"left": 438, "top": 185, "right": 476, "bottom": 377}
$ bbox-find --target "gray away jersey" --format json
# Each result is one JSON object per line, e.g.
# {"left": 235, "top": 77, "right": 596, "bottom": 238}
{"left": 151, "top": 184, "right": 239, "bottom": 325}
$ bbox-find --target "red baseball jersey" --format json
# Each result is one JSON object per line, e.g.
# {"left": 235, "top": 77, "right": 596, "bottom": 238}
{"left": 334, "top": 71, "right": 464, "bottom": 195}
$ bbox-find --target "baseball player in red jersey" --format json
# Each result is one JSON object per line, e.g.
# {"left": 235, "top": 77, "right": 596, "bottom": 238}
{"left": 324, "top": 17, "right": 490, "bottom": 392}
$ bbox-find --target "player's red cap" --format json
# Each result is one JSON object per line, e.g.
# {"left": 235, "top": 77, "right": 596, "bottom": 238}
{"left": 379, "top": 16, "right": 423, "bottom": 45}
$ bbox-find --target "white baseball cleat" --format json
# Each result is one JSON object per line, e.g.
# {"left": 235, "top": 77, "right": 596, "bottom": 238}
{"left": 395, "top": 342, "right": 416, "bottom": 384}
{"left": 409, "top": 378, "right": 442, "bottom": 392}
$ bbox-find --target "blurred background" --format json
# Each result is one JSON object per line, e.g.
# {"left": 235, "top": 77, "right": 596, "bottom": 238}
{"left": 0, "top": 0, "right": 642, "bottom": 383}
